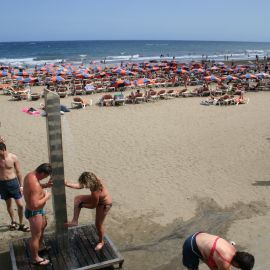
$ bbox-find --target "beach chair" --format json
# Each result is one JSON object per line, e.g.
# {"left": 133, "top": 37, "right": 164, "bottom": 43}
{"left": 30, "top": 93, "right": 41, "bottom": 101}
{"left": 8, "top": 87, "right": 29, "bottom": 101}
{"left": 147, "top": 90, "right": 159, "bottom": 101}
{"left": 71, "top": 96, "right": 92, "bottom": 109}
{"left": 98, "top": 94, "right": 114, "bottom": 106}
{"left": 84, "top": 84, "right": 96, "bottom": 94}
{"left": 113, "top": 94, "right": 125, "bottom": 106}
{"left": 166, "top": 89, "right": 177, "bottom": 98}
{"left": 157, "top": 89, "right": 168, "bottom": 99}
{"left": 233, "top": 96, "right": 250, "bottom": 105}
{"left": 57, "top": 86, "right": 68, "bottom": 98}
{"left": 74, "top": 84, "right": 85, "bottom": 95}
{"left": 134, "top": 92, "right": 145, "bottom": 103}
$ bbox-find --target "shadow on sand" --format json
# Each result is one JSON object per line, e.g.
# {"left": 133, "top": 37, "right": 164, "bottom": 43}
{"left": 110, "top": 198, "right": 267, "bottom": 270}
{"left": 252, "top": 180, "right": 270, "bottom": 186}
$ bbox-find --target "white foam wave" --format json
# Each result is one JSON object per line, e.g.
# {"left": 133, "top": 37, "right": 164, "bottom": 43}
{"left": 0, "top": 57, "right": 63, "bottom": 66}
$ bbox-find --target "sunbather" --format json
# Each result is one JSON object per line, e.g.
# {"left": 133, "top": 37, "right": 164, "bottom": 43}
{"left": 65, "top": 172, "right": 112, "bottom": 251}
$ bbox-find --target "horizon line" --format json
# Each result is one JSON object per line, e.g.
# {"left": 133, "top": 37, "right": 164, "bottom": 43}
{"left": 0, "top": 39, "right": 270, "bottom": 43}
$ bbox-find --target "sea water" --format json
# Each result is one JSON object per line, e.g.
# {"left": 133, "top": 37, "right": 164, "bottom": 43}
{"left": 0, "top": 40, "right": 270, "bottom": 67}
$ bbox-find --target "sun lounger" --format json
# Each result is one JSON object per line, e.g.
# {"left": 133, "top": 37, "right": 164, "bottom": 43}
{"left": 157, "top": 89, "right": 167, "bottom": 99}
{"left": 74, "top": 84, "right": 85, "bottom": 95}
{"left": 71, "top": 96, "right": 92, "bottom": 109}
{"left": 84, "top": 84, "right": 96, "bottom": 94}
{"left": 134, "top": 93, "right": 145, "bottom": 103}
{"left": 113, "top": 94, "right": 125, "bottom": 106}
{"left": 148, "top": 90, "right": 159, "bottom": 101}
{"left": 99, "top": 94, "right": 114, "bottom": 106}
{"left": 166, "top": 89, "right": 177, "bottom": 98}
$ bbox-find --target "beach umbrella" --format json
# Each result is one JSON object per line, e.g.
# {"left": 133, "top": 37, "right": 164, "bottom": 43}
{"left": 134, "top": 78, "right": 151, "bottom": 85}
{"left": 16, "top": 71, "right": 29, "bottom": 76}
{"left": 256, "top": 72, "right": 269, "bottom": 79}
{"left": 0, "top": 70, "right": 10, "bottom": 77}
{"left": 16, "top": 76, "right": 37, "bottom": 83}
{"left": 222, "top": 75, "right": 238, "bottom": 81}
{"left": 240, "top": 74, "right": 257, "bottom": 79}
{"left": 176, "top": 69, "right": 188, "bottom": 74}
{"left": 115, "top": 79, "right": 131, "bottom": 87}
{"left": 94, "top": 66, "right": 102, "bottom": 72}
{"left": 50, "top": 76, "right": 65, "bottom": 82}
{"left": 76, "top": 73, "right": 93, "bottom": 79}
{"left": 204, "top": 75, "right": 221, "bottom": 82}
{"left": 191, "top": 68, "right": 205, "bottom": 73}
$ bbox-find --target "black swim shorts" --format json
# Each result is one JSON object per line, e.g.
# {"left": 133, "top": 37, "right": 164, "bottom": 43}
{"left": 0, "top": 178, "right": 22, "bottom": 200}
{"left": 182, "top": 232, "right": 203, "bottom": 270}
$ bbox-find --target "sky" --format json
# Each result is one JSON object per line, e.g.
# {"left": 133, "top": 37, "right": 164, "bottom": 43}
{"left": 1, "top": 0, "right": 270, "bottom": 42}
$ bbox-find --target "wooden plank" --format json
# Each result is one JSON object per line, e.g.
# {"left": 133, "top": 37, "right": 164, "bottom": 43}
{"left": 87, "top": 225, "right": 113, "bottom": 261}
{"left": 9, "top": 242, "right": 19, "bottom": 270}
{"left": 23, "top": 238, "right": 53, "bottom": 270}
{"left": 81, "top": 226, "right": 108, "bottom": 261}
{"left": 76, "top": 227, "right": 100, "bottom": 264}
{"left": 74, "top": 258, "right": 124, "bottom": 270}
{"left": 10, "top": 225, "right": 124, "bottom": 270}
{"left": 72, "top": 229, "right": 95, "bottom": 266}
{"left": 69, "top": 230, "right": 86, "bottom": 267}
{"left": 44, "top": 234, "right": 69, "bottom": 270}
{"left": 10, "top": 239, "right": 30, "bottom": 270}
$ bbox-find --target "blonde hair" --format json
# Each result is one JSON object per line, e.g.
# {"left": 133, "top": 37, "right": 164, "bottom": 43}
{"left": 78, "top": 172, "right": 102, "bottom": 191}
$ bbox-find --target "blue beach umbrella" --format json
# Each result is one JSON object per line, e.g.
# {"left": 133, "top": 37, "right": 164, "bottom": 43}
{"left": 222, "top": 75, "right": 238, "bottom": 81}
{"left": 256, "top": 72, "right": 269, "bottom": 79}
{"left": 50, "top": 76, "right": 66, "bottom": 82}
{"left": 204, "top": 75, "right": 221, "bottom": 82}
{"left": 240, "top": 74, "right": 257, "bottom": 79}
{"left": 0, "top": 70, "right": 10, "bottom": 77}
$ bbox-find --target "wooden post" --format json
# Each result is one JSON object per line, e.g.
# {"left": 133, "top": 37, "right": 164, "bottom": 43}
{"left": 44, "top": 89, "right": 68, "bottom": 248}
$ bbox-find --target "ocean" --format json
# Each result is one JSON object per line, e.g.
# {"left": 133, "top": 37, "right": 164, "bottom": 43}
{"left": 0, "top": 40, "right": 270, "bottom": 67}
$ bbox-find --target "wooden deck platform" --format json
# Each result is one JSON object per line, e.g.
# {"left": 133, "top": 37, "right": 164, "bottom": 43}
{"left": 9, "top": 224, "right": 124, "bottom": 270}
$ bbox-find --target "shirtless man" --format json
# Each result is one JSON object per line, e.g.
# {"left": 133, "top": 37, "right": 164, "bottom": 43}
{"left": 0, "top": 142, "right": 29, "bottom": 231}
{"left": 65, "top": 171, "right": 112, "bottom": 250}
{"left": 182, "top": 232, "right": 254, "bottom": 270}
{"left": 23, "top": 163, "right": 52, "bottom": 266}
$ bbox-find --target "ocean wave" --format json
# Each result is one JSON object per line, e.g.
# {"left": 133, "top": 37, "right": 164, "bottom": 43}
{"left": 245, "top": 49, "right": 264, "bottom": 53}
{"left": 0, "top": 57, "right": 63, "bottom": 66}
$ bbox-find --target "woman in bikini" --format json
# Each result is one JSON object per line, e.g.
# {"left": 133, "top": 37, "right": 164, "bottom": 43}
{"left": 65, "top": 171, "right": 112, "bottom": 251}
{"left": 182, "top": 232, "right": 254, "bottom": 270}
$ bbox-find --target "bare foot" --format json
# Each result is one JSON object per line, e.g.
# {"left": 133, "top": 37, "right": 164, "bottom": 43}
{"left": 64, "top": 221, "right": 78, "bottom": 228}
{"left": 32, "top": 257, "right": 50, "bottom": 266}
{"left": 95, "top": 242, "right": 104, "bottom": 251}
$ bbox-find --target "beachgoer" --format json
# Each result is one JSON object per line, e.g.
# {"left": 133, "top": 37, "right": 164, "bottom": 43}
{"left": 65, "top": 171, "right": 112, "bottom": 251}
{"left": 23, "top": 163, "right": 53, "bottom": 266}
{"left": 182, "top": 232, "right": 254, "bottom": 270}
{"left": 0, "top": 142, "right": 29, "bottom": 232}
{"left": 39, "top": 103, "right": 69, "bottom": 116}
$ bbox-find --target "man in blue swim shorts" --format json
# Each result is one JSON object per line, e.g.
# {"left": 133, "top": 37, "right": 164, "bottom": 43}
{"left": 0, "top": 142, "right": 29, "bottom": 232}
{"left": 23, "top": 163, "right": 53, "bottom": 266}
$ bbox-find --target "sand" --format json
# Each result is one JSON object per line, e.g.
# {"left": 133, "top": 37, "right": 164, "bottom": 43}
{"left": 0, "top": 86, "right": 270, "bottom": 269}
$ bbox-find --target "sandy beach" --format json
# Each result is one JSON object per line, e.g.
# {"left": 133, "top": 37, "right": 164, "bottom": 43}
{"left": 0, "top": 87, "right": 270, "bottom": 269}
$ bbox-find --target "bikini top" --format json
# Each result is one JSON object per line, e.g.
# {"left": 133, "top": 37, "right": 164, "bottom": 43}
{"left": 207, "top": 237, "right": 232, "bottom": 269}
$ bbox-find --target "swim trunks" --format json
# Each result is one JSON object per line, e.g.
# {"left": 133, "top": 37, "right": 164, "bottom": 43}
{"left": 25, "top": 208, "right": 46, "bottom": 219}
{"left": 182, "top": 232, "right": 203, "bottom": 270}
{"left": 0, "top": 178, "right": 22, "bottom": 200}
